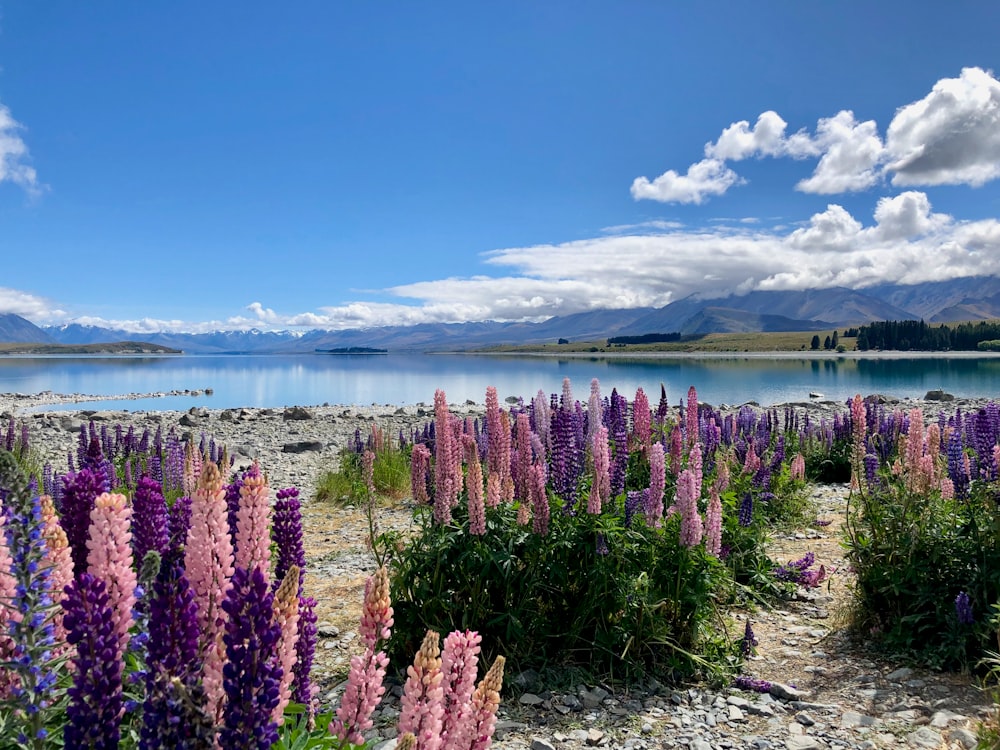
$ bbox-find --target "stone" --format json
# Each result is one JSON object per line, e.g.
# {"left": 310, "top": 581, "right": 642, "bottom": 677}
{"left": 924, "top": 389, "right": 955, "bottom": 401}
{"left": 795, "top": 712, "right": 816, "bottom": 726}
{"left": 519, "top": 693, "right": 544, "bottom": 706}
{"left": 907, "top": 727, "right": 943, "bottom": 748}
{"left": 785, "top": 737, "right": 823, "bottom": 750}
{"left": 885, "top": 667, "right": 914, "bottom": 681}
{"left": 585, "top": 728, "right": 604, "bottom": 745}
{"left": 283, "top": 406, "right": 314, "bottom": 420}
{"left": 948, "top": 727, "right": 978, "bottom": 749}
{"left": 840, "top": 711, "right": 878, "bottom": 729}
{"left": 282, "top": 440, "right": 324, "bottom": 453}
{"left": 530, "top": 739, "right": 556, "bottom": 750}
{"left": 930, "top": 709, "right": 965, "bottom": 728}
{"left": 690, "top": 740, "right": 713, "bottom": 750}
{"left": 178, "top": 413, "right": 202, "bottom": 427}
{"left": 770, "top": 683, "right": 810, "bottom": 701}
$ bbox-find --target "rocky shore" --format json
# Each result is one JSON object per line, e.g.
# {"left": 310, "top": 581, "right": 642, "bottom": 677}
{"left": 2, "top": 390, "right": 997, "bottom": 749}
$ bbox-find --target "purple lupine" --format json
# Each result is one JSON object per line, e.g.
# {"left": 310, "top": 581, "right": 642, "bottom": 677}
{"left": 955, "top": 591, "right": 974, "bottom": 625}
{"left": 608, "top": 389, "right": 629, "bottom": 498}
{"left": 133, "top": 474, "right": 170, "bottom": 568}
{"left": 595, "top": 531, "right": 609, "bottom": 556}
{"left": 740, "top": 620, "right": 758, "bottom": 658}
{"left": 625, "top": 489, "right": 647, "bottom": 528}
{"left": 734, "top": 676, "right": 772, "bottom": 693}
{"left": 654, "top": 383, "right": 670, "bottom": 426}
{"left": 63, "top": 573, "right": 123, "bottom": 750}
{"left": 224, "top": 476, "right": 244, "bottom": 553}
{"left": 273, "top": 487, "right": 306, "bottom": 592}
{"left": 738, "top": 493, "right": 753, "bottom": 527}
{"left": 220, "top": 566, "right": 283, "bottom": 749}
{"left": 863, "top": 453, "right": 879, "bottom": 489}
{"left": 551, "top": 394, "right": 583, "bottom": 509}
{"left": 292, "top": 595, "right": 318, "bottom": 707}
{"left": 946, "top": 428, "right": 969, "bottom": 499}
{"left": 3, "top": 415, "right": 13, "bottom": 452}
{"left": 167, "top": 495, "right": 193, "bottom": 554}
{"left": 140, "top": 548, "right": 212, "bottom": 749}
{"left": 60, "top": 467, "right": 107, "bottom": 576}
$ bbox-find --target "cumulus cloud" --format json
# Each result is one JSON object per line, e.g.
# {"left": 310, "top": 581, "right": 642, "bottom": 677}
{"left": 0, "top": 104, "right": 42, "bottom": 196}
{"left": 634, "top": 67, "right": 1000, "bottom": 203}
{"left": 0, "top": 287, "right": 65, "bottom": 321}
{"left": 886, "top": 66, "right": 1000, "bottom": 187}
{"left": 630, "top": 158, "right": 743, "bottom": 204}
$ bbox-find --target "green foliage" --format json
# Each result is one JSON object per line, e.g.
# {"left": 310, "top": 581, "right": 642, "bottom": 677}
{"left": 315, "top": 427, "right": 411, "bottom": 505}
{"left": 387, "top": 496, "right": 737, "bottom": 686}
{"left": 845, "top": 476, "right": 1000, "bottom": 670}
{"left": 274, "top": 704, "right": 341, "bottom": 749}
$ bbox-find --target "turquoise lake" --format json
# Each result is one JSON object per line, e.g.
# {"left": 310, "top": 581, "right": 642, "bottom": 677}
{"left": 2, "top": 353, "right": 1000, "bottom": 412}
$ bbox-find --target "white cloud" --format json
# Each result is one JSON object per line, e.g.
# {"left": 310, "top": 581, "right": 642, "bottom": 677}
{"left": 0, "top": 104, "right": 41, "bottom": 196}
{"left": 630, "top": 158, "right": 743, "bottom": 204}
{"left": 600, "top": 219, "right": 683, "bottom": 234}
{"left": 634, "top": 67, "right": 1000, "bottom": 202}
{"left": 886, "top": 66, "right": 1000, "bottom": 187}
{"left": 247, "top": 301, "right": 278, "bottom": 323}
{"left": 0, "top": 287, "right": 64, "bottom": 321}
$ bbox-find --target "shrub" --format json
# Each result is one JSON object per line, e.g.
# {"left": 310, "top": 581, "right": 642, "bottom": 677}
{"left": 316, "top": 424, "right": 411, "bottom": 505}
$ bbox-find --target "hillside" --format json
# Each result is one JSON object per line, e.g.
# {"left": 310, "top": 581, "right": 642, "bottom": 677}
{"left": 0, "top": 313, "right": 55, "bottom": 343}
{"left": 0, "top": 342, "right": 181, "bottom": 355}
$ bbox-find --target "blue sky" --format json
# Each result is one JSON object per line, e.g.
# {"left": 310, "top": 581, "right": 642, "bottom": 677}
{"left": 2, "top": 2, "right": 1000, "bottom": 332}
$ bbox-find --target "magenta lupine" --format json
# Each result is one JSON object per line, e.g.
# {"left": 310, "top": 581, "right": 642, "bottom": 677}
{"left": 588, "top": 425, "right": 610, "bottom": 515}
{"left": 185, "top": 461, "right": 235, "bottom": 720}
{"left": 271, "top": 567, "right": 301, "bottom": 725}
{"left": 434, "top": 390, "right": 456, "bottom": 524}
{"left": 0, "top": 512, "right": 16, "bottom": 698}
{"left": 513, "top": 413, "right": 533, "bottom": 502}
{"left": 399, "top": 630, "right": 445, "bottom": 750}
{"left": 677, "top": 469, "right": 704, "bottom": 548}
{"left": 688, "top": 441, "right": 703, "bottom": 493}
{"left": 742, "top": 443, "right": 760, "bottom": 475}
{"left": 586, "top": 378, "right": 603, "bottom": 450}
{"left": 531, "top": 462, "right": 550, "bottom": 537}
{"left": 668, "top": 425, "right": 683, "bottom": 476}
{"left": 705, "top": 487, "right": 722, "bottom": 557}
{"left": 411, "top": 443, "right": 431, "bottom": 505}
{"left": 632, "top": 387, "right": 651, "bottom": 452}
{"left": 439, "top": 630, "right": 482, "bottom": 750}
{"left": 484, "top": 386, "right": 506, "bottom": 481}
{"left": 645, "top": 442, "right": 665, "bottom": 526}
{"left": 451, "top": 416, "right": 465, "bottom": 507}
{"left": 86, "top": 491, "right": 136, "bottom": 661}
{"left": 686, "top": 386, "right": 699, "bottom": 447}
{"left": 465, "top": 436, "right": 486, "bottom": 536}
{"left": 236, "top": 463, "right": 272, "bottom": 577}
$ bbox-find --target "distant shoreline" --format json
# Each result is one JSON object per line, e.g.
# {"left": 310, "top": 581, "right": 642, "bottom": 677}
{"left": 466, "top": 349, "right": 1000, "bottom": 360}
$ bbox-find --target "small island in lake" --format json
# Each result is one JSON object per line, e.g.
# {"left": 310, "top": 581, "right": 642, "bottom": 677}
{"left": 316, "top": 346, "right": 388, "bottom": 354}
{"left": 0, "top": 341, "right": 182, "bottom": 355}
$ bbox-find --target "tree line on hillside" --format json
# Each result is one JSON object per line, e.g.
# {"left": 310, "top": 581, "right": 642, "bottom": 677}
{"left": 852, "top": 319, "right": 1000, "bottom": 351}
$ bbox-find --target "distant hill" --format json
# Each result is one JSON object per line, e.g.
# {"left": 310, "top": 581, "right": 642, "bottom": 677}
{"left": 35, "top": 275, "right": 1000, "bottom": 352}
{"left": 0, "top": 341, "right": 181, "bottom": 355}
{"left": 0, "top": 313, "right": 55, "bottom": 343}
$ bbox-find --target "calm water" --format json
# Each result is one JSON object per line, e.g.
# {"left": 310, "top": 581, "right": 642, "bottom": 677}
{"left": 2, "top": 353, "right": 1000, "bottom": 412}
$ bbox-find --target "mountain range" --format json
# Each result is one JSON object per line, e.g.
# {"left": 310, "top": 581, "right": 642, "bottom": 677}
{"left": 3, "top": 277, "right": 1000, "bottom": 353}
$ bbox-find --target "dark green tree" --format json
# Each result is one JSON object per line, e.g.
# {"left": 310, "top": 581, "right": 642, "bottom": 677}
{"left": 810, "top": 335, "right": 820, "bottom": 350}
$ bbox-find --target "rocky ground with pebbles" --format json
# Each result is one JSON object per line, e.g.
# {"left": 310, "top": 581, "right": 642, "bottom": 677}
{"left": 2, "top": 390, "right": 998, "bottom": 749}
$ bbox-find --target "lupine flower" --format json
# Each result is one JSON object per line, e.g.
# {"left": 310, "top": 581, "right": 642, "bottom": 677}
{"left": 586, "top": 378, "right": 603, "bottom": 450}
{"left": 450, "top": 655, "right": 505, "bottom": 750}
{"left": 734, "top": 676, "right": 772, "bottom": 693}
{"left": 738, "top": 493, "right": 753, "bottom": 527}
{"left": 705, "top": 487, "right": 722, "bottom": 558}
{"left": 774, "top": 552, "right": 826, "bottom": 588}
{"left": 271, "top": 566, "right": 301, "bottom": 724}
{"left": 486, "top": 472, "right": 501, "bottom": 509}
{"left": 38, "top": 495, "right": 73, "bottom": 642}
{"left": 686, "top": 386, "right": 699, "bottom": 447}
{"left": 435, "top": 390, "right": 457, "bottom": 524}
{"left": 59, "top": 467, "right": 106, "bottom": 576}
{"left": 530, "top": 463, "right": 550, "bottom": 537}
{"left": 740, "top": 620, "right": 758, "bottom": 658}
{"left": 236, "top": 463, "right": 271, "bottom": 577}
{"left": 531, "top": 389, "right": 551, "bottom": 453}
{"left": 0, "top": 511, "right": 20, "bottom": 699}
{"left": 464, "top": 435, "right": 486, "bottom": 536}
{"left": 399, "top": 630, "right": 445, "bottom": 750}
{"left": 293, "top": 596, "right": 318, "bottom": 707}
{"left": 273, "top": 487, "right": 306, "bottom": 593}
{"left": 625, "top": 489, "right": 646, "bottom": 529}
{"left": 645, "top": 442, "right": 665, "bottom": 527}
{"left": 86, "top": 491, "right": 136, "bottom": 661}
{"left": 668, "top": 425, "right": 683, "bottom": 476}
{"left": 63, "top": 573, "right": 123, "bottom": 750}
{"left": 588, "top": 425, "right": 610, "bottom": 515}
{"left": 632, "top": 387, "right": 651, "bottom": 451}
{"left": 330, "top": 642, "right": 389, "bottom": 745}
{"left": 133, "top": 474, "right": 170, "bottom": 571}
{"left": 185, "top": 461, "right": 235, "bottom": 720}
{"left": 411, "top": 443, "right": 432, "bottom": 505}
{"left": 439, "top": 630, "right": 482, "bottom": 749}
{"left": 790, "top": 453, "right": 806, "bottom": 482}
{"left": 608, "top": 389, "right": 629, "bottom": 497}
{"left": 512, "top": 412, "right": 533, "bottom": 502}
{"left": 595, "top": 532, "right": 609, "bottom": 556}
{"left": 955, "top": 591, "right": 974, "bottom": 625}
{"left": 224, "top": 475, "right": 244, "bottom": 552}
{"left": 220, "top": 566, "right": 282, "bottom": 750}
{"left": 359, "top": 566, "right": 394, "bottom": 650}
{"left": 676, "top": 469, "right": 703, "bottom": 548}
{"left": 182, "top": 439, "right": 203, "bottom": 498}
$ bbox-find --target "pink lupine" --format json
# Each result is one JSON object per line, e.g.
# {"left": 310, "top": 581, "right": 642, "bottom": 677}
{"left": 439, "top": 630, "right": 482, "bottom": 750}
{"left": 742, "top": 443, "right": 760, "bottom": 475}
{"left": 182, "top": 439, "right": 202, "bottom": 498}
{"left": 501, "top": 472, "right": 515, "bottom": 506}
{"left": 532, "top": 389, "right": 551, "bottom": 452}
{"left": 677, "top": 469, "right": 703, "bottom": 548}
{"left": 450, "top": 417, "right": 465, "bottom": 508}
{"left": 531, "top": 463, "right": 549, "bottom": 537}
{"left": 513, "top": 413, "right": 533, "bottom": 502}
{"left": 940, "top": 476, "right": 955, "bottom": 499}
{"left": 516, "top": 493, "right": 530, "bottom": 526}
{"left": 434, "top": 390, "right": 456, "bottom": 524}
{"left": 686, "top": 386, "right": 699, "bottom": 447}
{"left": 904, "top": 409, "right": 925, "bottom": 490}
{"left": 668, "top": 425, "right": 683, "bottom": 476}
{"left": 331, "top": 644, "right": 389, "bottom": 745}
{"left": 86, "top": 492, "right": 136, "bottom": 661}
{"left": 40, "top": 495, "right": 74, "bottom": 642}
{"left": 362, "top": 449, "right": 376, "bottom": 500}
{"left": 588, "top": 425, "right": 610, "bottom": 515}
{"left": 632, "top": 387, "right": 651, "bottom": 452}
{"left": 486, "top": 472, "right": 501, "bottom": 509}
{"left": 0, "top": 513, "right": 16, "bottom": 698}
{"left": 714, "top": 451, "right": 731, "bottom": 494}
{"left": 185, "top": 461, "right": 235, "bottom": 719}
{"left": 359, "top": 566, "right": 394, "bottom": 649}
{"left": 411, "top": 443, "right": 431, "bottom": 504}
{"left": 790, "top": 453, "right": 806, "bottom": 482}
{"left": 484, "top": 386, "right": 506, "bottom": 482}
{"left": 399, "top": 630, "right": 445, "bottom": 750}
{"left": 586, "top": 378, "right": 602, "bottom": 450}
{"left": 688, "top": 441, "right": 703, "bottom": 494}
{"left": 705, "top": 487, "right": 722, "bottom": 558}
{"left": 645, "top": 442, "right": 665, "bottom": 527}
{"left": 272, "top": 566, "right": 301, "bottom": 724}
{"left": 464, "top": 435, "right": 486, "bottom": 536}
{"left": 927, "top": 423, "right": 942, "bottom": 459}
{"left": 236, "top": 463, "right": 272, "bottom": 576}
{"left": 449, "top": 655, "right": 506, "bottom": 750}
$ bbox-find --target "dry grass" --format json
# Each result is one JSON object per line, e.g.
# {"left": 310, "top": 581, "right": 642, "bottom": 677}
{"left": 479, "top": 330, "right": 857, "bottom": 354}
